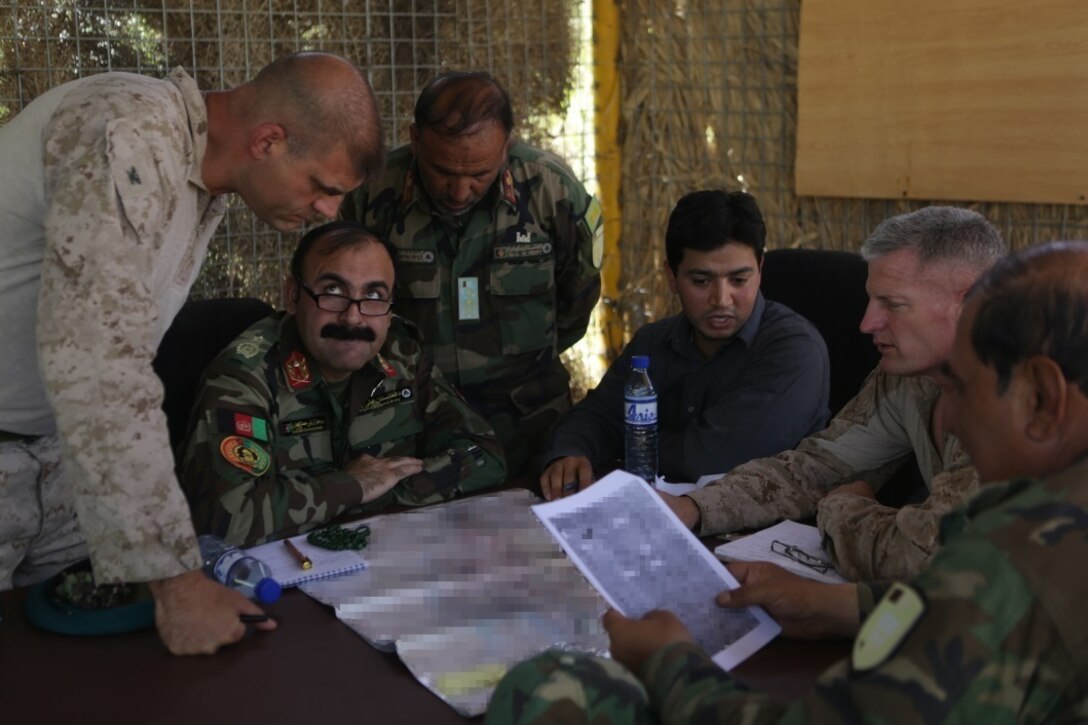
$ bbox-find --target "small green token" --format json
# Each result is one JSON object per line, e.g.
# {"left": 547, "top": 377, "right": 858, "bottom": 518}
{"left": 307, "top": 524, "right": 371, "bottom": 551}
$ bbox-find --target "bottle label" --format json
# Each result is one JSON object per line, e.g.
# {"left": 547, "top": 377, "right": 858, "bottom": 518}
{"left": 625, "top": 397, "right": 657, "bottom": 426}
{"left": 212, "top": 548, "right": 246, "bottom": 583}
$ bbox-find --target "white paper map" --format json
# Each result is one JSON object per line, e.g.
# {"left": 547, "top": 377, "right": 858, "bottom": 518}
{"left": 533, "top": 470, "right": 780, "bottom": 671}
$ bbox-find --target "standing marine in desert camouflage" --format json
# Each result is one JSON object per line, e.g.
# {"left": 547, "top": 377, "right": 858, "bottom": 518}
{"left": 0, "top": 52, "right": 383, "bottom": 655}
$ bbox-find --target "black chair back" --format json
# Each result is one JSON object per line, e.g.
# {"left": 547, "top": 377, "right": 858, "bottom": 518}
{"left": 760, "top": 248, "right": 879, "bottom": 415}
{"left": 153, "top": 297, "right": 274, "bottom": 452}
{"left": 761, "top": 249, "right": 924, "bottom": 506}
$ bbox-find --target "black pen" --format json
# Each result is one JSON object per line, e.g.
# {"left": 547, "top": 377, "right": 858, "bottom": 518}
{"left": 239, "top": 613, "right": 270, "bottom": 624}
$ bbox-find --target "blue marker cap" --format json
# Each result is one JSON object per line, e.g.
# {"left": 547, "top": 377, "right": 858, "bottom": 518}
{"left": 254, "top": 577, "right": 282, "bottom": 604}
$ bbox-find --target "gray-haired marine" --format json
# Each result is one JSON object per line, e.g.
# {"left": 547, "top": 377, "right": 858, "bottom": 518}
{"left": 663, "top": 206, "right": 1007, "bottom": 581}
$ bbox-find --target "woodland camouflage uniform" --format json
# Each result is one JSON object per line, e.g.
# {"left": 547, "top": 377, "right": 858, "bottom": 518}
{"left": 341, "top": 141, "right": 603, "bottom": 475}
{"left": 180, "top": 313, "right": 506, "bottom": 546}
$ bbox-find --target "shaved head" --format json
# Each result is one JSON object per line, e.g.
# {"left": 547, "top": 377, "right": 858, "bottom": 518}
{"left": 245, "top": 52, "right": 384, "bottom": 180}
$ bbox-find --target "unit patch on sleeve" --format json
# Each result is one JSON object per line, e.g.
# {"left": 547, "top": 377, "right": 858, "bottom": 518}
{"left": 852, "top": 582, "right": 926, "bottom": 671}
{"left": 582, "top": 196, "right": 604, "bottom": 270}
{"left": 219, "top": 435, "right": 271, "bottom": 476}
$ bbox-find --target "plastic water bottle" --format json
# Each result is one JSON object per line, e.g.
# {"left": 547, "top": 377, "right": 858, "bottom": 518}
{"left": 624, "top": 354, "right": 658, "bottom": 483}
{"left": 198, "top": 534, "right": 282, "bottom": 604}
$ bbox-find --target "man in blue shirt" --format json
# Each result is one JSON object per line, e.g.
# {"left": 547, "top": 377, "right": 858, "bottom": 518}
{"left": 540, "top": 190, "right": 829, "bottom": 499}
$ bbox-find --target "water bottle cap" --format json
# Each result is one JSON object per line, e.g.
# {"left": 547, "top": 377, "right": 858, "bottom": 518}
{"left": 631, "top": 355, "right": 650, "bottom": 370}
{"left": 254, "top": 577, "right": 282, "bottom": 604}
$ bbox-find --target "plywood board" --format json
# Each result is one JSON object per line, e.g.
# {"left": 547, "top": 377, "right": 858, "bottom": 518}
{"left": 796, "top": 0, "right": 1088, "bottom": 205}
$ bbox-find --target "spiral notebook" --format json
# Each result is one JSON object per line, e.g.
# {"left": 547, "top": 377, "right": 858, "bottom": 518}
{"left": 245, "top": 534, "right": 368, "bottom": 588}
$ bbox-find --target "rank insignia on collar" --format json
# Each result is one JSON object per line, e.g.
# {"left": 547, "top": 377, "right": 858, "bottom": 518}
{"left": 403, "top": 169, "right": 414, "bottom": 204}
{"left": 284, "top": 350, "right": 312, "bottom": 389}
{"left": 236, "top": 341, "right": 260, "bottom": 360}
{"left": 501, "top": 168, "right": 516, "bottom": 206}
{"left": 375, "top": 352, "right": 397, "bottom": 378}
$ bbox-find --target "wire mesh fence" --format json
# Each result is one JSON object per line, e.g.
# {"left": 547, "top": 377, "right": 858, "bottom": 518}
{"left": 5, "top": 0, "right": 1085, "bottom": 377}
{"left": 0, "top": 0, "right": 591, "bottom": 302}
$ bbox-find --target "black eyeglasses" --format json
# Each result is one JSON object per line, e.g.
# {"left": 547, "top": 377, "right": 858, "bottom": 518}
{"left": 295, "top": 277, "right": 392, "bottom": 316}
{"left": 770, "top": 539, "right": 834, "bottom": 574}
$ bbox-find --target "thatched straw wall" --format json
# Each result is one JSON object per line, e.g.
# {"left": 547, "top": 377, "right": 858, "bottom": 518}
{"left": 613, "top": 0, "right": 1088, "bottom": 338}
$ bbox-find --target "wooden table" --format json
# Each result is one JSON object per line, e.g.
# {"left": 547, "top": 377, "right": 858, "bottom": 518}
{"left": 0, "top": 583, "right": 847, "bottom": 722}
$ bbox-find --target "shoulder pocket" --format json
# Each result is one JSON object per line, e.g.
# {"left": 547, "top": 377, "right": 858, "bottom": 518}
{"left": 106, "top": 119, "right": 166, "bottom": 240}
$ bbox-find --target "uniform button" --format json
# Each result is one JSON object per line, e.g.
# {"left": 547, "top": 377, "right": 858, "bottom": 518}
{"left": 687, "top": 406, "right": 694, "bottom": 413}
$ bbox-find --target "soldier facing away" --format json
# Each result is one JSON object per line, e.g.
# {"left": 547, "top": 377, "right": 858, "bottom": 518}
{"left": 486, "top": 240, "right": 1088, "bottom": 724}
{"left": 341, "top": 71, "right": 603, "bottom": 478}
{"left": 179, "top": 221, "right": 506, "bottom": 547}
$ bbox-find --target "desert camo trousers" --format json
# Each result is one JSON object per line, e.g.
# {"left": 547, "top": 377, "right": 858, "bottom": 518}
{"left": 0, "top": 435, "right": 87, "bottom": 589}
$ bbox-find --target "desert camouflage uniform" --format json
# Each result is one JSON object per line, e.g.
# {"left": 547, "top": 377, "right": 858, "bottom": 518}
{"left": 340, "top": 142, "right": 602, "bottom": 475}
{"left": 686, "top": 370, "right": 979, "bottom": 581}
{"left": 488, "top": 457, "right": 1088, "bottom": 724}
{"left": 0, "top": 69, "right": 224, "bottom": 586}
{"left": 179, "top": 313, "right": 507, "bottom": 547}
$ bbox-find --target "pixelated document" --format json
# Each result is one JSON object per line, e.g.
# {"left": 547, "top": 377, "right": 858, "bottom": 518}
{"left": 533, "top": 470, "right": 781, "bottom": 671}
{"left": 300, "top": 489, "right": 608, "bottom": 717}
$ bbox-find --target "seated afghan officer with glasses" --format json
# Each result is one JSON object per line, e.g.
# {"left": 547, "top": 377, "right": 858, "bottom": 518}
{"left": 179, "top": 221, "right": 506, "bottom": 547}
